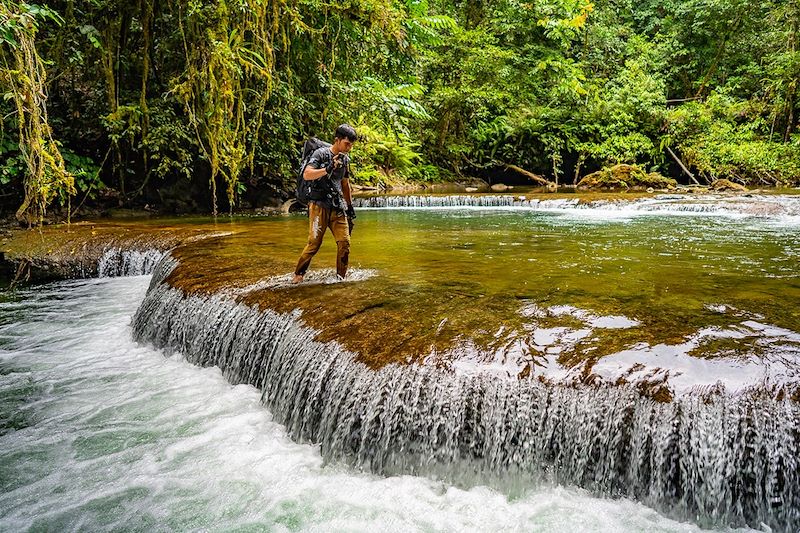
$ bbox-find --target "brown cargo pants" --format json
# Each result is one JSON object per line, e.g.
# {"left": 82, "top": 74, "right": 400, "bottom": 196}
{"left": 294, "top": 202, "right": 350, "bottom": 278}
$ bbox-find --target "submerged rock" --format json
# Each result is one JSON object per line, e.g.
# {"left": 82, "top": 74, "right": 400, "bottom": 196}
{"left": 0, "top": 223, "right": 229, "bottom": 281}
{"left": 3, "top": 206, "right": 800, "bottom": 531}
{"left": 578, "top": 164, "right": 678, "bottom": 190}
{"left": 123, "top": 211, "right": 800, "bottom": 533}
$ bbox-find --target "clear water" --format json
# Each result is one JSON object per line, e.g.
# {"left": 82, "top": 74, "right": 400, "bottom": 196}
{"left": 0, "top": 276, "right": 750, "bottom": 532}
{"left": 155, "top": 202, "right": 800, "bottom": 393}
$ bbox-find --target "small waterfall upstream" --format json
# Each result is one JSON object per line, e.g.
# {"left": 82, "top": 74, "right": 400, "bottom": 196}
{"left": 355, "top": 195, "right": 529, "bottom": 208}
{"left": 132, "top": 255, "right": 800, "bottom": 531}
{"left": 352, "top": 194, "right": 800, "bottom": 218}
{"left": 97, "top": 248, "right": 165, "bottom": 277}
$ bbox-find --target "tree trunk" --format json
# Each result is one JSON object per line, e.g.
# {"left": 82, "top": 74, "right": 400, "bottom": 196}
{"left": 574, "top": 154, "right": 586, "bottom": 185}
{"left": 666, "top": 147, "right": 700, "bottom": 185}
{"left": 504, "top": 164, "right": 552, "bottom": 186}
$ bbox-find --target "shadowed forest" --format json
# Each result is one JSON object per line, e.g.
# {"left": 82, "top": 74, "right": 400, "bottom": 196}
{"left": 1, "top": 0, "right": 799, "bottom": 221}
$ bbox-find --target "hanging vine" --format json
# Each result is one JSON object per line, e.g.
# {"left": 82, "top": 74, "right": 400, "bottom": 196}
{"left": 0, "top": 2, "right": 75, "bottom": 226}
{"left": 171, "top": 0, "right": 295, "bottom": 215}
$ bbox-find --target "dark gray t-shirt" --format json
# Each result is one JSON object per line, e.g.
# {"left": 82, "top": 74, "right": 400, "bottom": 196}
{"left": 307, "top": 147, "right": 350, "bottom": 209}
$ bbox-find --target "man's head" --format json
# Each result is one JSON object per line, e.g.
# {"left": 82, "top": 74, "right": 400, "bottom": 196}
{"left": 332, "top": 124, "right": 358, "bottom": 154}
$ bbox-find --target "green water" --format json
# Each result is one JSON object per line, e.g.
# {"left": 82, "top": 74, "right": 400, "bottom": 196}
{"left": 158, "top": 208, "right": 799, "bottom": 391}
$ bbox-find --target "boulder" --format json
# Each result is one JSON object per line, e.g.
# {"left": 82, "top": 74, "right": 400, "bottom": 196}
{"left": 710, "top": 179, "right": 747, "bottom": 192}
{"left": 465, "top": 187, "right": 479, "bottom": 192}
{"left": 577, "top": 164, "right": 678, "bottom": 190}
{"left": 490, "top": 183, "right": 510, "bottom": 192}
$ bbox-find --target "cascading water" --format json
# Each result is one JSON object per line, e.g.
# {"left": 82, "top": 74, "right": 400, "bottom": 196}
{"left": 352, "top": 194, "right": 800, "bottom": 218}
{"left": 97, "top": 248, "right": 166, "bottom": 277}
{"left": 0, "top": 270, "right": 732, "bottom": 532}
{"left": 4, "top": 197, "right": 798, "bottom": 530}
{"left": 355, "top": 195, "right": 530, "bottom": 208}
{"left": 132, "top": 255, "right": 800, "bottom": 531}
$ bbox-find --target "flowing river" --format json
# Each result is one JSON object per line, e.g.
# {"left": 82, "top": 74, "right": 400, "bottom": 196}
{"left": 1, "top": 193, "right": 799, "bottom": 531}
{"left": 0, "top": 277, "right": 727, "bottom": 532}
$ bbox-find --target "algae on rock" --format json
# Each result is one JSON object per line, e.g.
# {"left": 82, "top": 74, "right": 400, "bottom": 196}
{"left": 710, "top": 179, "right": 748, "bottom": 192}
{"left": 578, "top": 164, "right": 677, "bottom": 190}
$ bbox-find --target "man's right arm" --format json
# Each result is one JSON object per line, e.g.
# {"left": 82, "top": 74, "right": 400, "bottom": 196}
{"left": 303, "top": 166, "right": 328, "bottom": 181}
{"left": 303, "top": 149, "right": 330, "bottom": 181}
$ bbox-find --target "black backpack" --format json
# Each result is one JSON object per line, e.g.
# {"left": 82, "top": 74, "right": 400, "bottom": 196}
{"left": 296, "top": 137, "right": 331, "bottom": 206}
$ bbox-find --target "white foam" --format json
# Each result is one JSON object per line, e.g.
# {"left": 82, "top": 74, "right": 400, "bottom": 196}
{"left": 97, "top": 248, "right": 165, "bottom": 277}
{"left": 0, "top": 277, "right": 728, "bottom": 532}
{"left": 226, "top": 267, "right": 379, "bottom": 294}
{"left": 353, "top": 194, "right": 800, "bottom": 225}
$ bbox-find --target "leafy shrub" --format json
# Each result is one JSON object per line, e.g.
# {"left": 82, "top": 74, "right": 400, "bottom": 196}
{"left": 667, "top": 92, "right": 800, "bottom": 185}
{"left": 349, "top": 124, "right": 435, "bottom": 186}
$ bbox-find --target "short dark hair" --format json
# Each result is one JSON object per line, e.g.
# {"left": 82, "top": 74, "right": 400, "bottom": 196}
{"left": 334, "top": 123, "right": 358, "bottom": 142}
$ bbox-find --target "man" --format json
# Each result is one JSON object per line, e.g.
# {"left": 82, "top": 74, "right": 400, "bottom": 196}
{"left": 292, "top": 124, "right": 358, "bottom": 284}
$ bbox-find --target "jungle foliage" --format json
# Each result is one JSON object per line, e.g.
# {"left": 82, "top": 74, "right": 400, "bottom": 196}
{"left": 0, "top": 0, "right": 798, "bottom": 219}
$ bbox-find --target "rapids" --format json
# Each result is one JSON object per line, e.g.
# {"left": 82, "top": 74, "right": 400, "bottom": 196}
{"left": 133, "top": 257, "right": 799, "bottom": 531}
{"left": 352, "top": 193, "right": 800, "bottom": 220}
{"left": 0, "top": 276, "right": 737, "bottom": 532}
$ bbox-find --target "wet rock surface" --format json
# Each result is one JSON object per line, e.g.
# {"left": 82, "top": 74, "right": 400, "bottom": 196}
{"left": 0, "top": 221, "right": 230, "bottom": 282}
{"left": 578, "top": 164, "right": 678, "bottom": 190}
{"left": 135, "top": 201, "right": 800, "bottom": 402}
{"left": 132, "top": 256, "right": 800, "bottom": 532}
{"left": 711, "top": 178, "right": 748, "bottom": 192}
{"left": 4, "top": 197, "right": 799, "bottom": 401}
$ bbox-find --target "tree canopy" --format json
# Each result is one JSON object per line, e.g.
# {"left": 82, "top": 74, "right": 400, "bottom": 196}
{"left": 1, "top": 0, "right": 798, "bottom": 219}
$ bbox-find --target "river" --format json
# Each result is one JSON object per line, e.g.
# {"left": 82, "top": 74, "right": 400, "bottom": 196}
{"left": 2, "top": 193, "right": 799, "bottom": 531}
{"left": 0, "top": 276, "right": 729, "bottom": 532}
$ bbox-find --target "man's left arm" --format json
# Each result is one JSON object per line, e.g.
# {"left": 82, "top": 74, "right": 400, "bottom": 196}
{"left": 342, "top": 162, "right": 355, "bottom": 218}
{"left": 342, "top": 178, "right": 352, "bottom": 206}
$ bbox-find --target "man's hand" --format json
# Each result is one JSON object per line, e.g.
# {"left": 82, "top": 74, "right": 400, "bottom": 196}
{"left": 325, "top": 153, "right": 343, "bottom": 175}
{"left": 346, "top": 205, "right": 356, "bottom": 219}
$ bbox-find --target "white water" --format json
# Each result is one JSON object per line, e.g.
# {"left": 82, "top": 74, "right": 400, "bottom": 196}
{"left": 131, "top": 255, "right": 799, "bottom": 532}
{"left": 352, "top": 194, "right": 800, "bottom": 224}
{"left": 97, "top": 248, "right": 165, "bottom": 277}
{"left": 0, "top": 277, "right": 752, "bottom": 532}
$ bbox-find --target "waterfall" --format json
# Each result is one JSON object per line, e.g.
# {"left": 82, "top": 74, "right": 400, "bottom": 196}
{"left": 352, "top": 195, "right": 575, "bottom": 209}
{"left": 352, "top": 194, "right": 800, "bottom": 218}
{"left": 132, "top": 255, "right": 800, "bottom": 532}
{"left": 97, "top": 248, "right": 166, "bottom": 277}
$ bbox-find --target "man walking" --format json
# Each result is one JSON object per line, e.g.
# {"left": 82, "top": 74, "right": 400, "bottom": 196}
{"left": 292, "top": 124, "right": 358, "bottom": 284}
